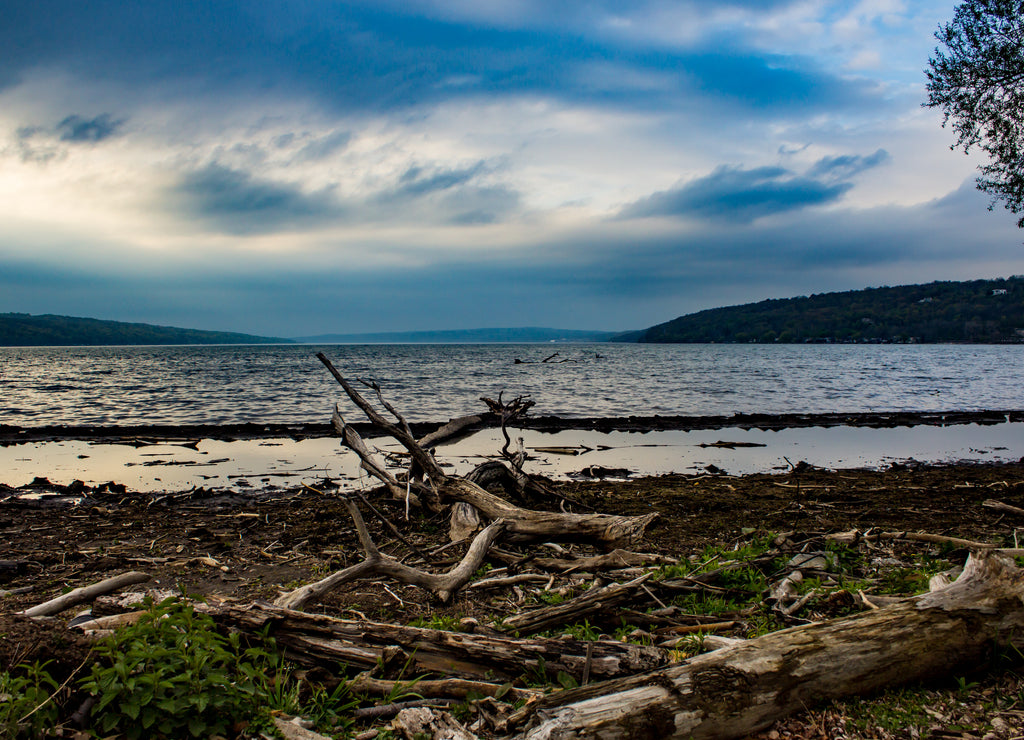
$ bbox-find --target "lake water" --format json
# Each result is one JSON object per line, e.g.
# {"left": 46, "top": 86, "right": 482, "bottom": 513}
{"left": 2, "top": 343, "right": 1023, "bottom": 491}
{"left": 2, "top": 343, "right": 1023, "bottom": 427}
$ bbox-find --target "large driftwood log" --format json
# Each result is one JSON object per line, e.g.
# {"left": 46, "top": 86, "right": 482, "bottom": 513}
{"left": 521, "top": 551, "right": 1024, "bottom": 740}
{"left": 208, "top": 603, "right": 670, "bottom": 683}
{"left": 319, "top": 353, "right": 657, "bottom": 550}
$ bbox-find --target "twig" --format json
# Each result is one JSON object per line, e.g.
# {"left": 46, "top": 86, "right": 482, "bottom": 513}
{"left": 352, "top": 698, "right": 453, "bottom": 721}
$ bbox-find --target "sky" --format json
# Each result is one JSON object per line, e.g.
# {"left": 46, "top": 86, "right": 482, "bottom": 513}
{"left": 2, "top": 0, "right": 1022, "bottom": 337}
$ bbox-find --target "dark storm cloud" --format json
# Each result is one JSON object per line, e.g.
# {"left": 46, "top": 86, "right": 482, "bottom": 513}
{"left": 172, "top": 164, "right": 342, "bottom": 234}
{"left": 56, "top": 114, "right": 124, "bottom": 143}
{"left": 0, "top": 2, "right": 885, "bottom": 119}
{"left": 620, "top": 165, "right": 853, "bottom": 223}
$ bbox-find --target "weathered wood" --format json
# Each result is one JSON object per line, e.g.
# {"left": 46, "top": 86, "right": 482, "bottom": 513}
{"left": 826, "top": 529, "right": 997, "bottom": 549}
{"left": 502, "top": 573, "right": 654, "bottom": 635}
{"left": 983, "top": 498, "right": 1024, "bottom": 517}
{"left": 272, "top": 716, "right": 335, "bottom": 740}
{"left": 347, "top": 673, "right": 539, "bottom": 703}
{"left": 319, "top": 353, "right": 658, "bottom": 550}
{"left": 208, "top": 603, "right": 671, "bottom": 683}
{"left": 441, "top": 478, "right": 657, "bottom": 551}
{"left": 20, "top": 571, "right": 152, "bottom": 617}
{"left": 391, "top": 707, "right": 477, "bottom": 740}
{"left": 275, "top": 499, "right": 504, "bottom": 609}
{"left": 520, "top": 551, "right": 1024, "bottom": 740}
{"left": 532, "top": 550, "right": 678, "bottom": 573}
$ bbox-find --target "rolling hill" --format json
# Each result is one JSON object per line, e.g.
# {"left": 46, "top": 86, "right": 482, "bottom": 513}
{"left": 618, "top": 277, "right": 1024, "bottom": 344}
{"left": 0, "top": 314, "right": 290, "bottom": 346}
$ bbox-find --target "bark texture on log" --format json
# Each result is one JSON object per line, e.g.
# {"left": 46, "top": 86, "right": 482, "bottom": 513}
{"left": 522, "top": 551, "right": 1024, "bottom": 740}
{"left": 440, "top": 478, "right": 657, "bottom": 551}
{"left": 209, "top": 603, "right": 670, "bottom": 683}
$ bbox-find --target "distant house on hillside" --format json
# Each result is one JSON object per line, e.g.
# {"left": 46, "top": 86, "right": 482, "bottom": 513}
{"left": 992, "top": 289, "right": 1008, "bottom": 295}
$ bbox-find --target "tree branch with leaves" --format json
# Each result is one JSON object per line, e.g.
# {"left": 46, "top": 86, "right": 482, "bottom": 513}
{"left": 925, "top": 0, "right": 1024, "bottom": 226}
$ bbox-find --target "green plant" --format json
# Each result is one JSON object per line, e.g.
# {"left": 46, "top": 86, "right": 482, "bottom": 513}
{"left": 0, "top": 661, "right": 60, "bottom": 739}
{"left": 562, "top": 620, "right": 600, "bottom": 641}
{"left": 954, "top": 675, "right": 980, "bottom": 696}
{"left": 409, "top": 614, "right": 463, "bottom": 631}
{"left": 81, "top": 598, "right": 272, "bottom": 739}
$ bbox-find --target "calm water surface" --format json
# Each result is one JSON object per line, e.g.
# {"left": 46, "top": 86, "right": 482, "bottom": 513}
{"left": 1, "top": 343, "right": 1023, "bottom": 426}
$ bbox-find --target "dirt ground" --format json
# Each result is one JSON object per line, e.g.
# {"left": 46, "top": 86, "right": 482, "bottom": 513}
{"left": 4, "top": 458, "right": 1024, "bottom": 738}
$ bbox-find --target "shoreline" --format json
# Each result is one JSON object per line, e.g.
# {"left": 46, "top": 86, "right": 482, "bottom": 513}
{"left": 3, "top": 408, "right": 1023, "bottom": 444}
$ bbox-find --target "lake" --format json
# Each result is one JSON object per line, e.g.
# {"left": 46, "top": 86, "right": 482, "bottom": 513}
{"left": 2, "top": 343, "right": 1023, "bottom": 427}
{"left": 2, "top": 343, "right": 1023, "bottom": 490}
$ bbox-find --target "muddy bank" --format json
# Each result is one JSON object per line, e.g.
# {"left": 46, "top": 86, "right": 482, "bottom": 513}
{"left": 3, "top": 408, "right": 1023, "bottom": 445}
{"left": 5, "top": 460, "right": 1024, "bottom": 739}
{"left": 4, "top": 460, "right": 1024, "bottom": 617}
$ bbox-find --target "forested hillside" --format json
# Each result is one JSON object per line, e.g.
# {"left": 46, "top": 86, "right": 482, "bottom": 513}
{"left": 0, "top": 314, "right": 289, "bottom": 346}
{"left": 626, "top": 277, "right": 1024, "bottom": 344}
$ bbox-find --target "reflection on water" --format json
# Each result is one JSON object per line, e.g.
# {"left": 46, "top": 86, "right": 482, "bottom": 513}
{"left": 2, "top": 422, "right": 1022, "bottom": 493}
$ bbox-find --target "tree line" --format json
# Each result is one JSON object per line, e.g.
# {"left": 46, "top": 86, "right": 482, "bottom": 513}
{"left": 625, "top": 277, "right": 1024, "bottom": 344}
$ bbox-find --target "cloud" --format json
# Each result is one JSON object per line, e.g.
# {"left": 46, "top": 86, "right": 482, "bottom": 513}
{"left": 294, "top": 130, "right": 352, "bottom": 162}
{"left": 395, "top": 161, "right": 488, "bottom": 196}
{"left": 619, "top": 165, "right": 853, "bottom": 223}
{"left": 0, "top": 2, "right": 890, "bottom": 123}
{"left": 171, "top": 164, "right": 343, "bottom": 234}
{"left": 370, "top": 160, "right": 520, "bottom": 224}
{"left": 619, "top": 148, "right": 892, "bottom": 224}
{"left": 55, "top": 113, "right": 124, "bottom": 143}
{"left": 807, "top": 148, "right": 889, "bottom": 181}
{"left": 9, "top": 112, "right": 126, "bottom": 163}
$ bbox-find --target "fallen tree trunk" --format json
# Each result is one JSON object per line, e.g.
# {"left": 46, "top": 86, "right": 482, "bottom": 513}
{"left": 520, "top": 551, "right": 1024, "bottom": 740}
{"left": 208, "top": 603, "right": 670, "bottom": 683}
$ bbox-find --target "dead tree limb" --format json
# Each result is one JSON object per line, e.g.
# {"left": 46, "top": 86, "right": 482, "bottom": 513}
{"left": 209, "top": 603, "right": 671, "bottom": 683}
{"left": 275, "top": 498, "right": 505, "bottom": 609}
{"left": 502, "top": 573, "right": 654, "bottom": 635}
{"left": 520, "top": 550, "right": 1024, "bottom": 740}
{"left": 319, "top": 353, "right": 657, "bottom": 550}
{"left": 20, "top": 571, "right": 152, "bottom": 618}
{"left": 347, "top": 673, "right": 540, "bottom": 703}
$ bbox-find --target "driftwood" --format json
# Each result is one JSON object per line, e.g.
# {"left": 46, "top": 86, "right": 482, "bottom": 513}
{"left": 520, "top": 551, "right": 1024, "bottom": 739}
{"left": 209, "top": 602, "right": 670, "bottom": 683}
{"left": 983, "top": 498, "right": 1024, "bottom": 517}
{"left": 347, "top": 673, "right": 540, "bottom": 703}
{"left": 391, "top": 707, "right": 476, "bottom": 740}
{"left": 532, "top": 549, "right": 678, "bottom": 573}
{"left": 826, "top": 529, "right": 997, "bottom": 549}
{"left": 272, "top": 716, "right": 334, "bottom": 740}
{"left": 502, "top": 573, "right": 653, "bottom": 635}
{"left": 20, "top": 571, "right": 152, "bottom": 617}
{"left": 318, "top": 352, "right": 657, "bottom": 550}
{"left": 276, "top": 498, "right": 504, "bottom": 609}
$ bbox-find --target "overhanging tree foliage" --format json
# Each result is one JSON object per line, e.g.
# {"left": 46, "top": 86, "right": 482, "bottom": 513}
{"left": 925, "top": 0, "right": 1024, "bottom": 226}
